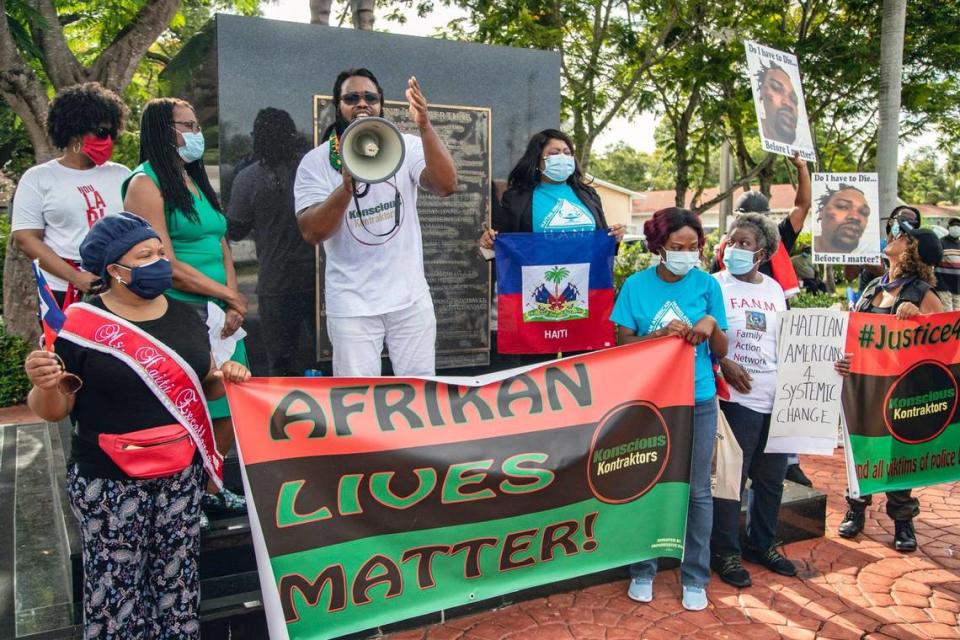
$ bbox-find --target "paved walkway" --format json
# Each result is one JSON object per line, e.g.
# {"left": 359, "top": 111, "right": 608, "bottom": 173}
{"left": 388, "top": 452, "right": 960, "bottom": 640}
{"left": 0, "top": 403, "right": 38, "bottom": 427}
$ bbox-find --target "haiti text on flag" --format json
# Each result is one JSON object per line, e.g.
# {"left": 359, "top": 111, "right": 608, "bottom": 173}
{"left": 495, "top": 230, "right": 616, "bottom": 354}
{"left": 841, "top": 311, "right": 960, "bottom": 498}
{"left": 225, "top": 339, "right": 694, "bottom": 640}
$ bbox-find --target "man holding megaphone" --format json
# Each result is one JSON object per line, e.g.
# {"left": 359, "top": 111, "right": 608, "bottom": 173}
{"left": 295, "top": 67, "right": 457, "bottom": 377}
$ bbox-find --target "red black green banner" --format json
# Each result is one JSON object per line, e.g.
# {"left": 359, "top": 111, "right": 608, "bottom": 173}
{"left": 842, "top": 311, "right": 960, "bottom": 497}
{"left": 226, "top": 339, "right": 694, "bottom": 640}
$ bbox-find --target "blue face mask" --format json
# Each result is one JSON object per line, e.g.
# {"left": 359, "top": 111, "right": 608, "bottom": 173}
{"left": 114, "top": 259, "right": 173, "bottom": 299}
{"left": 723, "top": 247, "right": 760, "bottom": 275}
{"left": 662, "top": 250, "right": 700, "bottom": 276}
{"left": 542, "top": 154, "right": 575, "bottom": 182}
{"left": 880, "top": 237, "right": 888, "bottom": 251}
{"left": 177, "top": 131, "right": 205, "bottom": 163}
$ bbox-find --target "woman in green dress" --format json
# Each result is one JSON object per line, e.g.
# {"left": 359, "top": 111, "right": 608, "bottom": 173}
{"left": 123, "top": 97, "right": 248, "bottom": 523}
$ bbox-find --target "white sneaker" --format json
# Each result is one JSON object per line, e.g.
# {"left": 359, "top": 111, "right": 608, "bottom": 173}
{"left": 681, "top": 585, "right": 708, "bottom": 611}
{"left": 627, "top": 578, "right": 653, "bottom": 602}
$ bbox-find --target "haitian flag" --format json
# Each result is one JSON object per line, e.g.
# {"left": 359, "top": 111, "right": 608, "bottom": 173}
{"left": 32, "top": 259, "right": 66, "bottom": 350}
{"left": 496, "top": 230, "right": 616, "bottom": 354}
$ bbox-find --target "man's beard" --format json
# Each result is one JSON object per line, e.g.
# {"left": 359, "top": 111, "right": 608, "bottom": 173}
{"left": 334, "top": 115, "right": 350, "bottom": 137}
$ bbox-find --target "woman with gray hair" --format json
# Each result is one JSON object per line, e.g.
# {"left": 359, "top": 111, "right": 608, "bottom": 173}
{"left": 709, "top": 212, "right": 798, "bottom": 588}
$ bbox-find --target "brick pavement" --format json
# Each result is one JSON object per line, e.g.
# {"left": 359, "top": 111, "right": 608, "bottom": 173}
{"left": 387, "top": 451, "right": 960, "bottom": 640}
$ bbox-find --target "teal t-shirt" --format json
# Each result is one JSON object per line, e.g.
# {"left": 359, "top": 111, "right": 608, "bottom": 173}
{"left": 611, "top": 265, "right": 728, "bottom": 402}
{"left": 531, "top": 182, "right": 596, "bottom": 232}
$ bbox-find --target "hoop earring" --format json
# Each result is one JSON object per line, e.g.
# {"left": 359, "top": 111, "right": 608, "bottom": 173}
{"left": 72, "top": 141, "right": 82, "bottom": 154}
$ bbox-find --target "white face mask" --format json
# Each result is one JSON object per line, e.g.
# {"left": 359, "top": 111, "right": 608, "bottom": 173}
{"left": 661, "top": 250, "right": 700, "bottom": 276}
{"left": 949, "top": 226, "right": 960, "bottom": 239}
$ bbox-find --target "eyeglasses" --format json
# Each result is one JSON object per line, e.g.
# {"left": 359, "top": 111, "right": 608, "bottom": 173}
{"left": 173, "top": 120, "right": 202, "bottom": 133}
{"left": 51, "top": 353, "right": 83, "bottom": 395}
{"left": 341, "top": 92, "right": 380, "bottom": 106}
{"left": 92, "top": 126, "right": 117, "bottom": 140}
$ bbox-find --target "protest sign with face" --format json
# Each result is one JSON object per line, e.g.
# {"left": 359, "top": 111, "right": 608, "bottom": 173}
{"left": 745, "top": 41, "right": 815, "bottom": 162}
{"left": 812, "top": 172, "right": 882, "bottom": 265}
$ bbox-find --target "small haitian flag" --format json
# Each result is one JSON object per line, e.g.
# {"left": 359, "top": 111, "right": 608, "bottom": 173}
{"left": 495, "top": 230, "right": 616, "bottom": 354}
{"left": 32, "top": 259, "right": 67, "bottom": 351}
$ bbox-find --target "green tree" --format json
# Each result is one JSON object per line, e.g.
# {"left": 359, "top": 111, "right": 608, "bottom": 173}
{"left": 437, "top": 0, "right": 689, "bottom": 170}
{"left": 898, "top": 147, "right": 955, "bottom": 205}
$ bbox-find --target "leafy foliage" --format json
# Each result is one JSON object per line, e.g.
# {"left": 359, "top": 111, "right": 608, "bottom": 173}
{"left": 614, "top": 241, "right": 654, "bottom": 290}
{"left": 0, "top": 318, "right": 31, "bottom": 407}
{"left": 899, "top": 146, "right": 960, "bottom": 206}
{"left": 788, "top": 290, "right": 845, "bottom": 309}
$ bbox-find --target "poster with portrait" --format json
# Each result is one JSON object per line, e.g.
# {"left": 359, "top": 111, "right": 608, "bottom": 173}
{"left": 811, "top": 173, "right": 882, "bottom": 265}
{"left": 744, "top": 41, "right": 816, "bottom": 162}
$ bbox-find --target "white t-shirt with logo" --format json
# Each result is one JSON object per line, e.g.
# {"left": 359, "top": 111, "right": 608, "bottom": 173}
{"left": 12, "top": 159, "right": 130, "bottom": 291}
{"left": 713, "top": 270, "right": 787, "bottom": 414}
{"left": 294, "top": 133, "right": 428, "bottom": 317}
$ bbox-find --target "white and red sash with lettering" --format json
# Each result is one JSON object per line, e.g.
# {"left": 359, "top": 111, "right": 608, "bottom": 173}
{"left": 59, "top": 302, "right": 223, "bottom": 487}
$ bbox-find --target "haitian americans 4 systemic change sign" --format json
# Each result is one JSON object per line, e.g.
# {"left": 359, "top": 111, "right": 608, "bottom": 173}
{"left": 225, "top": 340, "right": 694, "bottom": 639}
{"left": 495, "top": 230, "right": 616, "bottom": 354}
{"left": 842, "top": 311, "right": 960, "bottom": 498}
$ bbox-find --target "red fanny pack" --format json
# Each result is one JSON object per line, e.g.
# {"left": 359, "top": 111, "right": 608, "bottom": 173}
{"left": 94, "top": 424, "right": 197, "bottom": 479}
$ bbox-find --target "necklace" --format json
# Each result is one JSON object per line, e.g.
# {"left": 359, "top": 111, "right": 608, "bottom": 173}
{"left": 328, "top": 132, "right": 341, "bottom": 171}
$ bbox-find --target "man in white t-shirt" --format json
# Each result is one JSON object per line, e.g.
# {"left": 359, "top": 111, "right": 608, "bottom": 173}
{"left": 295, "top": 68, "right": 457, "bottom": 376}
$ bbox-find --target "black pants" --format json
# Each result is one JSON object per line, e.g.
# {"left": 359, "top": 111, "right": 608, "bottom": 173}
{"left": 846, "top": 490, "right": 919, "bottom": 521}
{"left": 711, "top": 401, "right": 788, "bottom": 558}
{"left": 258, "top": 291, "right": 317, "bottom": 376}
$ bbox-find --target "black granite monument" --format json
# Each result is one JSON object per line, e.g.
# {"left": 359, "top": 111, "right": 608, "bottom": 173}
{"left": 163, "top": 14, "right": 562, "bottom": 374}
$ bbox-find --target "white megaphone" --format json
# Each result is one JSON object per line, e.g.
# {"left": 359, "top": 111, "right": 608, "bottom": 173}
{"left": 340, "top": 116, "right": 406, "bottom": 184}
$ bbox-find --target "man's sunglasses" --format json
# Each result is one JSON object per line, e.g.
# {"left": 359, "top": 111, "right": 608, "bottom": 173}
{"left": 341, "top": 92, "right": 380, "bottom": 106}
{"left": 91, "top": 126, "right": 117, "bottom": 140}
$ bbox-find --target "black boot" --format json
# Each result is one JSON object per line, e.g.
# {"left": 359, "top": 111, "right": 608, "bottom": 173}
{"left": 838, "top": 509, "right": 865, "bottom": 538}
{"left": 785, "top": 463, "right": 813, "bottom": 487}
{"left": 894, "top": 519, "right": 917, "bottom": 552}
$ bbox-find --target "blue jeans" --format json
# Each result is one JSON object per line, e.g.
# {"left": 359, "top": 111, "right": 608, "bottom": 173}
{"left": 710, "top": 401, "right": 788, "bottom": 557}
{"left": 631, "top": 398, "right": 717, "bottom": 588}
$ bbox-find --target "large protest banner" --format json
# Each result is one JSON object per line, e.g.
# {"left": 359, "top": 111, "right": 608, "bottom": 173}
{"left": 767, "top": 309, "right": 848, "bottom": 455}
{"left": 226, "top": 339, "right": 694, "bottom": 639}
{"left": 841, "top": 311, "right": 960, "bottom": 498}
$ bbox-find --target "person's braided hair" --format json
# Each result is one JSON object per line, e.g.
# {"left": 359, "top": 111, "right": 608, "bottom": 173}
{"left": 138, "top": 98, "right": 221, "bottom": 225}
{"left": 816, "top": 183, "right": 865, "bottom": 219}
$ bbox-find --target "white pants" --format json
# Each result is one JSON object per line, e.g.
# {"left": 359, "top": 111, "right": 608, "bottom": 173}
{"left": 938, "top": 290, "right": 960, "bottom": 312}
{"left": 327, "top": 294, "right": 437, "bottom": 377}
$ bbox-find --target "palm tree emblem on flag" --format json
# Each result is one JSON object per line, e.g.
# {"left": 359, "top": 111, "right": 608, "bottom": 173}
{"left": 523, "top": 263, "right": 589, "bottom": 322}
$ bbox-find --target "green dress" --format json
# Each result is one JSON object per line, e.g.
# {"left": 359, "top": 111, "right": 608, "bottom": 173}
{"left": 122, "top": 162, "right": 248, "bottom": 420}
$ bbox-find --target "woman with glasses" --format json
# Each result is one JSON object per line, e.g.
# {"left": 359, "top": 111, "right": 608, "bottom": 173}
{"left": 12, "top": 82, "right": 130, "bottom": 309}
{"left": 835, "top": 215, "right": 943, "bottom": 552}
{"left": 479, "top": 129, "right": 624, "bottom": 246}
{"left": 23, "top": 213, "right": 251, "bottom": 639}
{"left": 122, "top": 98, "right": 249, "bottom": 525}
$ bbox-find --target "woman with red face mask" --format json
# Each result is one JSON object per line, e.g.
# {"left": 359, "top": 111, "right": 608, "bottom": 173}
{"left": 12, "top": 82, "right": 131, "bottom": 310}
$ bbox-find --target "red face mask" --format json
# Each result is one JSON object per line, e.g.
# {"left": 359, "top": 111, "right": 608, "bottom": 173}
{"left": 81, "top": 134, "right": 114, "bottom": 166}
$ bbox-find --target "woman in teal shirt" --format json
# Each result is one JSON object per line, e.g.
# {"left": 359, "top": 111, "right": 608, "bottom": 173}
{"left": 123, "top": 97, "right": 247, "bottom": 520}
{"left": 479, "top": 128, "right": 625, "bottom": 243}
{"left": 611, "top": 206, "right": 728, "bottom": 611}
